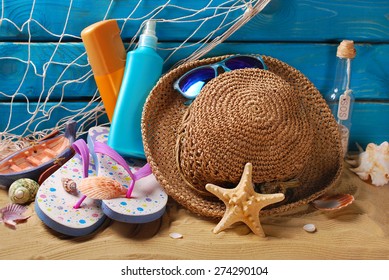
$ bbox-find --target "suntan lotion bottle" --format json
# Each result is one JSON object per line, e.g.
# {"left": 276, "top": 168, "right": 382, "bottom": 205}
{"left": 108, "top": 20, "right": 163, "bottom": 159}
{"left": 81, "top": 20, "right": 126, "bottom": 122}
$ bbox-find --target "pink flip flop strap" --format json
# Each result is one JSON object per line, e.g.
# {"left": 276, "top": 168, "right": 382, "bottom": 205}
{"left": 72, "top": 139, "right": 90, "bottom": 209}
{"left": 71, "top": 139, "right": 90, "bottom": 178}
{"left": 93, "top": 141, "right": 152, "bottom": 198}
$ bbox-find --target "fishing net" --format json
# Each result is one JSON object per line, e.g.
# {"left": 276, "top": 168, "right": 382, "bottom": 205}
{"left": 0, "top": 0, "right": 271, "bottom": 159}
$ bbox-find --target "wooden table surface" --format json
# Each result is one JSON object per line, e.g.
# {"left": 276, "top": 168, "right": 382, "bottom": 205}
{"left": 1, "top": 166, "right": 388, "bottom": 260}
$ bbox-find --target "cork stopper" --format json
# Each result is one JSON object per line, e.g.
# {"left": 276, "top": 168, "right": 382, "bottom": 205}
{"left": 336, "top": 40, "right": 356, "bottom": 59}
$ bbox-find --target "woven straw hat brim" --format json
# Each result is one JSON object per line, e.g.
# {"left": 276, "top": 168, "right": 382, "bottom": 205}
{"left": 142, "top": 55, "right": 343, "bottom": 219}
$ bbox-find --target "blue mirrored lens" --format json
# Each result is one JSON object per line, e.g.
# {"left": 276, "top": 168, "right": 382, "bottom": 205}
{"left": 178, "top": 67, "right": 215, "bottom": 99}
{"left": 224, "top": 56, "right": 265, "bottom": 70}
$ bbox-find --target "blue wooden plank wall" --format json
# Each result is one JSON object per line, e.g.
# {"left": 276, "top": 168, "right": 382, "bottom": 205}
{"left": 1, "top": 0, "right": 388, "bottom": 150}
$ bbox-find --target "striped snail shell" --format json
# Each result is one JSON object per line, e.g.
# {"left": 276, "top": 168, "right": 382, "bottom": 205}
{"left": 8, "top": 178, "right": 40, "bottom": 204}
{"left": 61, "top": 178, "right": 78, "bottom": 196}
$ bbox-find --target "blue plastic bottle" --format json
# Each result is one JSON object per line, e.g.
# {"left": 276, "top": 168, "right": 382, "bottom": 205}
{"left": 108, "top": 20, "right": 163, "bottom": 159}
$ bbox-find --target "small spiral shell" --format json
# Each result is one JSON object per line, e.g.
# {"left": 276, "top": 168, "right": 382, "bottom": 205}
{"left": 8, "top": 178, "right": 40, "bottom": 204}
{"left": 61, "top": 178, "right": 78, "bottom": 196}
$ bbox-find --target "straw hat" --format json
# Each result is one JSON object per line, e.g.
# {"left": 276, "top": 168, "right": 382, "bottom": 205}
{"left": 142, "top": 55, "right": 343, "bottom": 218}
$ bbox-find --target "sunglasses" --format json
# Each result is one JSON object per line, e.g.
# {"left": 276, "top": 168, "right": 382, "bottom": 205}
{"left": 174, "top": 55, "right": 267, "bottom": 99}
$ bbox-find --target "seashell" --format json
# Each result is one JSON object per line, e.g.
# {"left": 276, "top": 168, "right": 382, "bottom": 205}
{"left": 61, "top": 177, "right": 78, "bottom": 195}
{"left": 8, "top": 178, "right": 39, "bottom": 204}
{"left": 348, "top": 141, "right": 389, "bottom": 186}
{"left": 0, "top": 203, "right": 31, "bottom": 229}
{"left": 312, "top": 194, "right": 354, "bottom": 211}
{"left": 303, "top": 224, "right": 316, "bottom": 233}
{"left": 169, "top": 232, "right": 183, "bottom": 239}
{"left": 78, "top": 176, "right": 127, "bottom": 199}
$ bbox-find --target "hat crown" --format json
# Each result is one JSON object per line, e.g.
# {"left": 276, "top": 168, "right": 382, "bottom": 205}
{"left": 177, "top": 69, "right": 314, "bottom": 193}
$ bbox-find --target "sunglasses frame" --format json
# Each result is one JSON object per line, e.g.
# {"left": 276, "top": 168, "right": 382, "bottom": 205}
{"left": 173, "top": 55, "right": 267, "bottom": 99}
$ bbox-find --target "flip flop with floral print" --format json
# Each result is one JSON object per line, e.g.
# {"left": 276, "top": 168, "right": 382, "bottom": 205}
{"left": 77, "top": 126, "right": 167, "bottom": 224}
{"left": 35, "top": 139, "right": 106, "bottom": 236}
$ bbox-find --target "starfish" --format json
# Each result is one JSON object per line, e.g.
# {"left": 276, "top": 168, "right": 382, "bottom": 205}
{"left": 205, "top": 162, "right": 285, "bottom": 237}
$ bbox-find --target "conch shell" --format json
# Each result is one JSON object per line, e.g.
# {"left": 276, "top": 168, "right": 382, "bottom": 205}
{"left": 348, "top": 141, "right": 389, "bottom": 186}
{"left": 78, "top": 176, "right": 127, "bottom": 199}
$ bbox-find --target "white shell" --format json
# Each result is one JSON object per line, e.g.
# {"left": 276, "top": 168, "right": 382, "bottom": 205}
{"left": 169, "top": 232, "right": 183, "bottom": 239}
{"left": 303, "top": 224, "right": 316, "bottom": 233}
{"left": 348, "top": 141, "right": 389, "bottom": 187}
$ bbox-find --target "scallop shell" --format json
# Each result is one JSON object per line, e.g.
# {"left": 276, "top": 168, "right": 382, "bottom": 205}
{"left": 312, "top": 194, "right": 354, "bottom": 211}
{"left": 0, "top": 203, "right": 31, "bottom": 229}
{"left": 8, "top": 178, "right": 39, "bottom": 204}
{"left": 348, "top": 141, "right": 389, "bottom": 186}
{"left": 77, "top": 176, "right": 127, "bottom": 199}
{"left": 61, "top": 177, "right": 78, "bottom": 195}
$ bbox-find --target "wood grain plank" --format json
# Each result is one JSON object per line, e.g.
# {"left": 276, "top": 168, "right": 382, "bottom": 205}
{"left": 0, "top": 42, "right": 94, "bottom": 101}
{"left": 0, "top": 0, "right": 262, "bottom": 41}
{"left": 349, "top": 102, "right": 389, "bottom": 150}
{"left": 0, "top": 0, "right": 388, "bottom": 42}
{"left": 1, "top": 101, "right": 388, "bottom": 151}
{"left": 238, "top": 0, "right": 389, "bottom": 42}
{"left": 1, "top": 42, "right": 388, "bottom": 101}
{"left": 0, "top": 101, "right": 108, "bottom": 137}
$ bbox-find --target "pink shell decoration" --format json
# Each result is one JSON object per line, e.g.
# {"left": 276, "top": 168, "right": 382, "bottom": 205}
{"left": 312, "top": 194, "right": 354, "bottom": 211}
{"left": 0, "top": 203, "right": 31, "bottom": 229}
{"left": 78, "top": 176, "right": 127, "bottom": 199}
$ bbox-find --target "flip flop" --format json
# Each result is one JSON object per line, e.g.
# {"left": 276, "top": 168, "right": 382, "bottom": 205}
{"left": 35, "top": 139, "right": 106, "bottom": 236}
{"left": 80, "top": 126, "right": 167, "bottom": 223}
